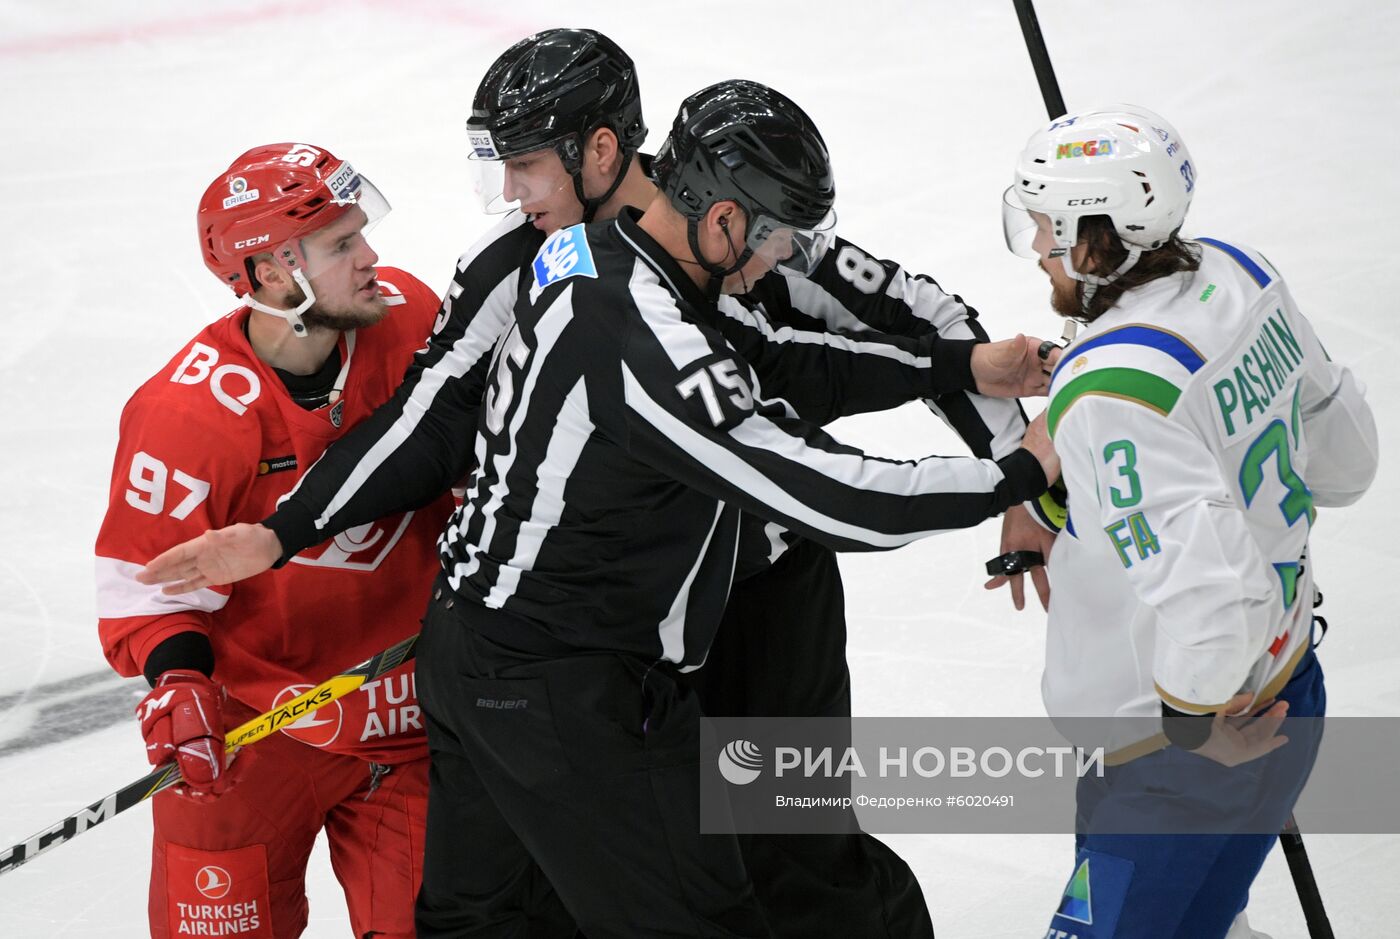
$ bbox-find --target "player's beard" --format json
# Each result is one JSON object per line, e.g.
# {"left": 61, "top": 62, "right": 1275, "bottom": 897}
{"left": 302, "top": 299, "right": 389, "bottom": 331}
{"left": 1042, "top": 263, "right": 1082, "bottom": 318}
{"left": 280, "top": 282, "right": 390, "bottom": 331}
{"left": 1049, "top": 279, "right": 1081, "bottom": 318}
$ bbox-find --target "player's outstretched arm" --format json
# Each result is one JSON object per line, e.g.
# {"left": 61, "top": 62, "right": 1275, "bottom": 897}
{"left": 136, "top": 523, "right": 283, "bottom": 595}
{"left": 984, "top": 411, "right": 1060, "bottom": 610}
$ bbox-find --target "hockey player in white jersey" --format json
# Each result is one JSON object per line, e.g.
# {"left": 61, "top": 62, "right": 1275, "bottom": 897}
{"left": 1002, "top": 105, "right": 1378, "bottom": 939}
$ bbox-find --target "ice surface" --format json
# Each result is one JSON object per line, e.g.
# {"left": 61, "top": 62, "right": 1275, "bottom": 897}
{"left": 1, "top": 1, "right": 1395, "bottom": 934}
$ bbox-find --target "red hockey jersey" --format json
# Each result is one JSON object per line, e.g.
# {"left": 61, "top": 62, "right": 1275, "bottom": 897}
{"left": 96, "top": 268, "right": 450, "bottom": 763}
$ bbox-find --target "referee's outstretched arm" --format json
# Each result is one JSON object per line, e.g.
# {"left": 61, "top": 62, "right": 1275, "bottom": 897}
{"left": 714, "top": 297, "right": 978, "bottom": 426}
{"left": 730, "top": 232, "right": 1030, "bottom": 460}
{"left": 616, "top": 314, "right": 1050, "bottom": 554}
{"left": 263, "top": 217, "right": 543, "bottom": 561}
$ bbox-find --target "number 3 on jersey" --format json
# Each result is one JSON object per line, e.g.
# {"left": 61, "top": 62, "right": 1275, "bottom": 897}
{"left": 1103, "top": 440, "right": 1142, "bottom": 508}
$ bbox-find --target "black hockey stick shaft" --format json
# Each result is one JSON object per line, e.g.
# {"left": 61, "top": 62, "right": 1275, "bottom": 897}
{"left": 1012, "top": 0, "right": 1067, "bottom": 119}
{"left": 1280, "top": 815, "right": 1335, "bottom": 939}
{"left": 0, "top": 633, "right": 418, "bottom": 877}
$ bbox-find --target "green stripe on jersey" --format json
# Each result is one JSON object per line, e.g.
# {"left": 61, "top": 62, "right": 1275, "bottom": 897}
{"left": 1048, "top": 368, "right": 1182, "bottom": 438}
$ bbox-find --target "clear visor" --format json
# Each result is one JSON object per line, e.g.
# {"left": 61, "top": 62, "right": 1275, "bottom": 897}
{"left": 746, "top": 207, "right": 838, "bottom": 277}
{"left": 1001, "top": 186, "right": 1041, "bottom": 259}
{"left": 468, "top": 147, "right": 572, "bottom": 215}
{"left": 279, "top": 169, "right": 390, "bottom": 281}
{"left": 470, "top": 157, "right": 515, "bottom": 214}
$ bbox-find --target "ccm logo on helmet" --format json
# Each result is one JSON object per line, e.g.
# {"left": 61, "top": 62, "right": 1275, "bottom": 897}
{"left": 1067, "top": 197, "right": 1110, "bottom": 206}
{"left": 233, "top": 234, "right": 271, "bottom": 250}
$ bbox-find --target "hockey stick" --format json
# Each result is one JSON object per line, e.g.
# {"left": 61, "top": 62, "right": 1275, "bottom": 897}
{"left": 1011, "top": 0, "right": 1078, "bottom": 370}
{"left": 1011, "top": 0, "right": 1067, "bottom": 119}
{"left": 1280, "top": 815, "right": 1335, "bottom": 939}
{"left": 0, "top": 633, "right": 417, "bottom": 877}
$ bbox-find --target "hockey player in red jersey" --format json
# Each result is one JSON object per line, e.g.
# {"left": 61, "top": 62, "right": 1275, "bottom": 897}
{"left": 95, "top": 143, "right": 454, "bottom": 938}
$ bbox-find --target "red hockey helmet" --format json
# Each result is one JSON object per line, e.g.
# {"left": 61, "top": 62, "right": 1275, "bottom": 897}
{"left": 197, "top": 143, "right": 389, "bottom": 331}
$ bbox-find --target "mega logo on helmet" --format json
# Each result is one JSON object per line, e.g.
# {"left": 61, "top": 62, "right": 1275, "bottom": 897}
{"left": 1055, "top": 139, "right": 1116, "bottom": 159}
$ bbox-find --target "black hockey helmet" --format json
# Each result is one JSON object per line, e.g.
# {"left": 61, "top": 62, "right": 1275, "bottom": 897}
{"left": 652, "top": 79, "right": 836, "bottom": 285}
{"left": 467, "top": 28, "right": 646, "bottom": 222}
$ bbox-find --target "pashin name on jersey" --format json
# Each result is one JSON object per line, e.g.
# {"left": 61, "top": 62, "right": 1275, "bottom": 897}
{"left": 1211, "top": 308, "right": 1306, "bottom": 439}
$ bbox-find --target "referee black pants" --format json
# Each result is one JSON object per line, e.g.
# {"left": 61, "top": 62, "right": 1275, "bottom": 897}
{"left": 413, "top": 578, "right": 771, "bottom": 939}
{"left": 685, "top": 538, "right": 936, "bottom": 939}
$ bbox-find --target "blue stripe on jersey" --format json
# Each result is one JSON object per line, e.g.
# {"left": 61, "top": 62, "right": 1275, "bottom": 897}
{"left": 1051, "top": 324, "right": 1206, "bottom": 384}
{"left": 1197, "top": 237, "right": 1272, "bottom": 288}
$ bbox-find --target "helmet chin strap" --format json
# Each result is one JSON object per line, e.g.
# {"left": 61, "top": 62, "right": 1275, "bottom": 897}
{"left": 1058, "top": 243, "right": 1142, "bottom": 310}
{"left": 572, "top": 146, "right": 636, "bottom": 224}
{"left": 686, "top": 214, "right": 754, "bottom": 301}
{"left": 242, "top": 268, "right": 317, "bottom": 338}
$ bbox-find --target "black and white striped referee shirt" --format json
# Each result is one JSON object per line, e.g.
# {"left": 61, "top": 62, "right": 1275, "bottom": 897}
{"left": 269, "top": 208, "right": 1044, "bottom": 666}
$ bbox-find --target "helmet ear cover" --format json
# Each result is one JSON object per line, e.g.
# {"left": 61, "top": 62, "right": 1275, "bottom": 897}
{"left": 240, "top": 238, "right": 314, "bottom": 295}
{"left": 241, "top": 253, "right": 271, "bottom": 295}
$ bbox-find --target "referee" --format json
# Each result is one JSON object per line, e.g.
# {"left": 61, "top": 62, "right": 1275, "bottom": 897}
{"left": 413, "top": 80, "right": 1056, "bottom": 937}
{"left": 141, "top": 81, "right": 1058, "bottom": 936}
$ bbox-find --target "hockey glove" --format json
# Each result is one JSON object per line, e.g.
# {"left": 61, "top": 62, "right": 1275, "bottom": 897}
{"left": 137, "top": 670, "right": 248, "bottom": 798}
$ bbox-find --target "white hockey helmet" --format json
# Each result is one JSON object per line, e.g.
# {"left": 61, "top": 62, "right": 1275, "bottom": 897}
{"left": 1005, "top": 104, "right": 1195, "bottom": 258}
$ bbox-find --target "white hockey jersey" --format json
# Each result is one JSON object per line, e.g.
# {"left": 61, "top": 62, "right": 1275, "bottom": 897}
{"left": 1042, "top": 238, "right": 1377, "bottom": 759}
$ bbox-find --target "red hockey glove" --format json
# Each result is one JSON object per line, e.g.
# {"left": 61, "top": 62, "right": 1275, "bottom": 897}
{"left": 136, "top": 670, "right": 247, "bottom": 798}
